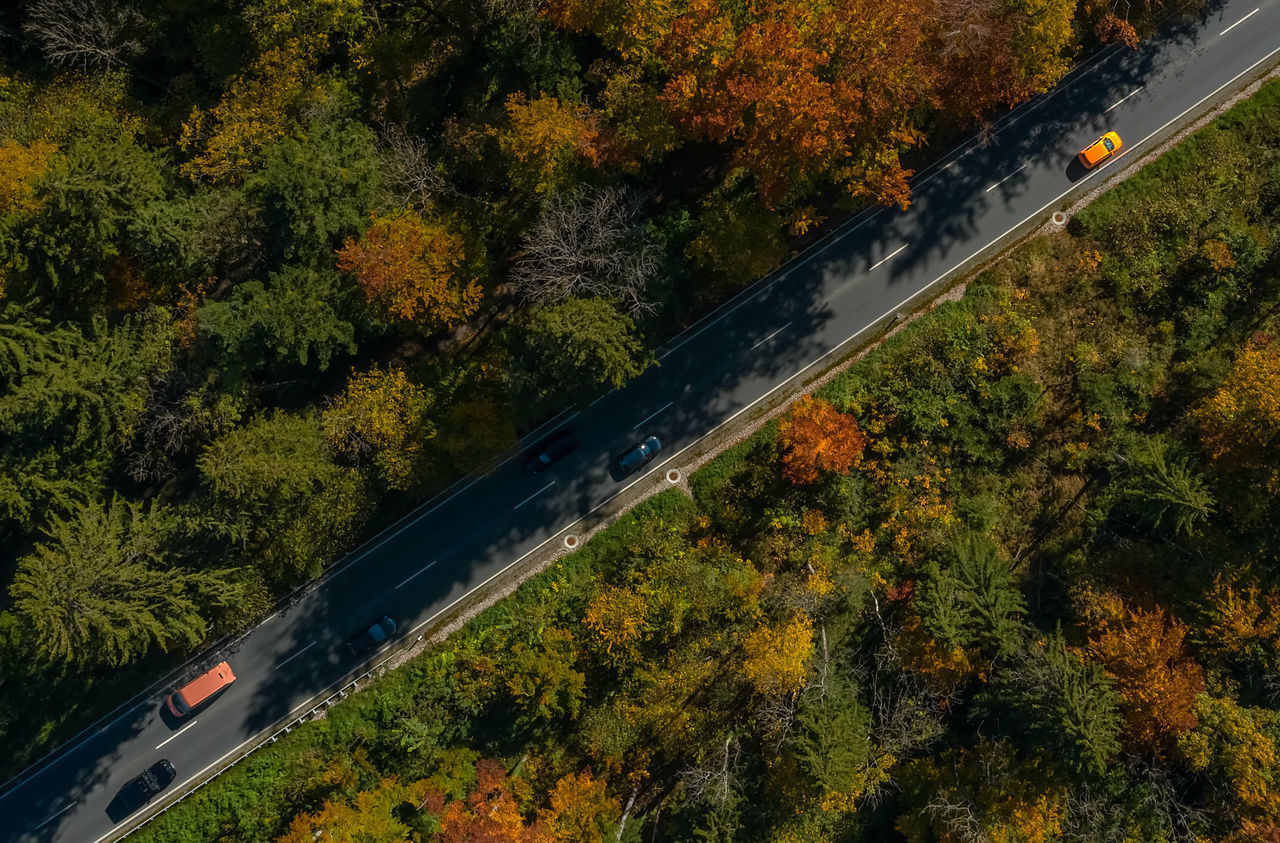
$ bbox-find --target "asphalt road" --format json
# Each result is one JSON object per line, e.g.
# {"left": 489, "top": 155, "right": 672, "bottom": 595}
{"left": 5, "top": 3, "right": 1280, "bottom": 840}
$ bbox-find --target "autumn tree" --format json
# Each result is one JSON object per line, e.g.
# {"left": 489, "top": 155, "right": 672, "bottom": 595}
{"left": 430, "top": 758, "right": 547, "bottom": 842}
{"left": 742, "top": 613, "right": 814, "bottom": 697}
{"left": 179, "top": 38, "right": 328, "bottom": 183}
{"left": 657, "top": 0, "right": 934, "bottom": 207}
{"left": 277, "top": 775, "right": 435, "bottom": 843}
{"left": 1177, "top": 694, "right": 1280, "bottom": 821}
{"left": 1197, "top": 334, "right": 1280, "bottom": 474}
{"left": 0, "top": 139, "right": 57, "bottom": 219}
{"left": 497, "top": 92, "right": 603, "bottom": 195}
{"left": 337, "top": 210, "right": 482, "bottom": 334}
{"left": 896, "top": 740, "right": 1068, "bottom": 843}
{"left": 539, "top": 769, "right": 619, "bottom": 842}
{"left": 1087, "top": 604, "right": 1205, "bottom": 758}
{"left": 777, "top": 395, "right": 868, "bottom": 484}
{"left": 323, "top": 366, "right": 434, "bottom": 489}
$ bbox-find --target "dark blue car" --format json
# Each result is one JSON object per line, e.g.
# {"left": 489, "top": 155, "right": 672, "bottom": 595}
{"left": 617, "top": 435, "right": 661, "bottom": 474}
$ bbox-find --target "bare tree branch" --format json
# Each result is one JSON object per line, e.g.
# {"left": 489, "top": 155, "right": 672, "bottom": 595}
{"left": 511, "top": 186, "right": 660, "bottom": 317}
{"left": 24, "top": 0, "right": 147, "bottom": 69}
{"left": 378, "top": 125, "right": 452, "bottom": 211}
{"left": 681, "top": 734, "right": 740, "bottom": 807}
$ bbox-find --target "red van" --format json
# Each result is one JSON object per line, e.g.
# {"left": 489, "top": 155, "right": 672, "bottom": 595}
{"left": 166, "top": 662, "right": 235, "bottom": 717}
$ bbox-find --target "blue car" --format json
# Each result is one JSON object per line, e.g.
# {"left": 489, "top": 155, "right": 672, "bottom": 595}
{"left": 617, "top": 435, "right": 661, "bottom": 474}
{"left": 347, "top": 616, "right": 397, "bottom": 656}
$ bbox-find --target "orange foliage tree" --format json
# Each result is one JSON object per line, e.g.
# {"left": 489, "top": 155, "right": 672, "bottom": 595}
{"left": 657, "top": 0, "right": 932, "bottom": 208}
{"left": 1087, "top": 604, "right": 1205, "bottom": 757}
{"left": 337, "top": 210, "right": 482, "bottom": 334}
{"left": 1197, "top": 334, "right": 1280, "bottom": 476}
{"left": 777, "top": 395, "right": 868, "bottom": 484}
{"left": 430, "top": 758, "right": 546, "bottom": 842}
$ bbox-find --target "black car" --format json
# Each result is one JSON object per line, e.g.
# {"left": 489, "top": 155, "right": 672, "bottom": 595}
{"left": 523, "top": 429, "right": 579, "bottom": 473}
{"left": 117, "top": 759, "right": 176, "bottom": 812}
{"left": 616, "top": 435, "right": 661, "bottom": 475}
{"left": 347, "top": 616, "right": 397, "bottom": 656}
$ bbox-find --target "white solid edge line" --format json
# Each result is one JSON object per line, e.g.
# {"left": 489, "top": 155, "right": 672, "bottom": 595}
{"left": 750, "top": 322, "right": 792, "bottom": 351}
{"left": 395, "top": 560, "right": 438, "bottom": 590}
{"left": 1221, "top": 7, "right": 1259, "bottom": 36}
{"left": 89, "top": 39, "right": 1280, "bottom": 843}
{"left": 869, "top": 244, "right": 908, "bottom": 272}
{"left": 155, "top": 720, "right": 198, "bottom": 750}
{"left": 1105, "top": 87, "right": 1145, "bottom": 112}
{"left": 273, "top": 641, "right": 317, "bottom": 671}
{"left": 34, "top": 800, "right": 77, "bottom": 830}
{"left": 985, "top": 163, "right": 1029, "bottom": 192}
{"left": 513, "top": 481, "right": 556, "bottom": 511}
{"left": 631, "top": 401, "right": 675, "bottom": 431}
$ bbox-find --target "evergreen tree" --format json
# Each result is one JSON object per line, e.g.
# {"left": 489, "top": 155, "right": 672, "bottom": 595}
{"left": 915, "top": 534, "right": 1027, "bottom": 660}
{"left": 980, "top": 634, "right": 1123, "bottom": 779}
{"left": 9, "top": 496, "right": 223, "bottom": 666}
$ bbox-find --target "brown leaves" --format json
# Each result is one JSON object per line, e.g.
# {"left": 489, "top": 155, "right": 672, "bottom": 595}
{"left": 777, "top": 395, "right": 868, "bottom": 485}
{"left": 1087, "top": 604, "right": 1205, "bottom": 758}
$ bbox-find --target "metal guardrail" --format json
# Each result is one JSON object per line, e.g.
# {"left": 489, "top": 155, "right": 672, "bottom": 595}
{"left": 120, "top": 635, "right": 421, "bottom": 841}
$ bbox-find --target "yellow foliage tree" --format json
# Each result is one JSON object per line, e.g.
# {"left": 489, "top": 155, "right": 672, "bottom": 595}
{"left": 1177, "top": 694, "right": 1280, "bottom": 821}
{"left": 336, "top": 210, "right": 481, "bottom": 334}
{"left": 276, "top": 775, "right": 434, "bottom": 843}
{"left": 0, "top": 139, "right": 57, "bottom": 217}
{"left": 498, "top": 92, "right": 602, "bottom": 195}
{"left": 742, "top": 613, "right": 813, "bottom": 696}
{"left": 323, "top": 366, "right": 433, "bottom": 489}
{"left": 1197, "top": 334, "right": 1280, "bottom": 477}
{"left": 179, "top": 38, "right": 327, "bottom": 182}
{"left": 583, "top": 585, "right": 649, "bottom": 663}
{"left": 539, "top": 768, "right": 620, "bottom": 843}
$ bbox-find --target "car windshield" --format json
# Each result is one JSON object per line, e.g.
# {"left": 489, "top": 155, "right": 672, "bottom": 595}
{"left": 369, "top": 625, "right": 387, "bottom": 643}
{"left": 170, "top": 694, "right": 189, "bottom": 715}
{"left": 1102, "top": 137, "right": 1114, "bottom": 151}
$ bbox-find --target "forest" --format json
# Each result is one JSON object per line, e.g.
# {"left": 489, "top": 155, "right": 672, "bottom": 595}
{"left": 131, "top": 73, "right": 1280, "bottom": 841}
{"left": 0, "top": 0, "right": 1190, "bottom": 775}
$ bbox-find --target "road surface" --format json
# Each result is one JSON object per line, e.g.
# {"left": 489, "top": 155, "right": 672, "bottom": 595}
{"left": 4, "top": 2, "right": 1279, "bottom": 840}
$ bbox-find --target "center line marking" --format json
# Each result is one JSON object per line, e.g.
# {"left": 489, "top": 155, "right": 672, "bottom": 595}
{"left": 275, "top": 641, "right": 316, "bottom": 670}
{"left": 632, "top": 401, "right": 674, "bottom": 431}
{"left": 156, "top": 720, "right": 198, "bottom": 750}
{"left": 34, "top": 801, "right": 77, "bottom": 830}
{"left": 869, "top": 244, "right": 907, "bottom": 272}
{"left": 1220, "top": 8, "right": 1258, "bottom": 35}
{"left": 514, "top": 481, "right": 556, "bottom": 510}
{"left": 751, "top": 322, "right": 792, "bottom": 350}
{"left": 1105, "top": 86, "right": 1144, "bottom": 112}
{"left": 395, "top": 560, "right": 438, "bottom": 590}
{"left": 985, "top": 163, "right": 1028, "bottom": 192}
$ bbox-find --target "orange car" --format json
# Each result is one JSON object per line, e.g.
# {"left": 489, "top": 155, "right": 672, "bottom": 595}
{"left": 1078, "top": 131, "right": 1123, "bottom": 169}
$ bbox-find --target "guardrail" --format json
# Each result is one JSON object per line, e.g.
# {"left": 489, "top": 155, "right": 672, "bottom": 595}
{"left": 119, "top": 635, "right": 420, "bottom": 841}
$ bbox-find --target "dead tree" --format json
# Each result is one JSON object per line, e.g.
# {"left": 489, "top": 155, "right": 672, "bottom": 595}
{"left": 511, "top": 186, "right": 660, "bottom": 317}
{"left": 24, "top": 0, "right": 147, "bottom": 69}
{"left": 378, "top": 125, "right": 451, "bottom": 211}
